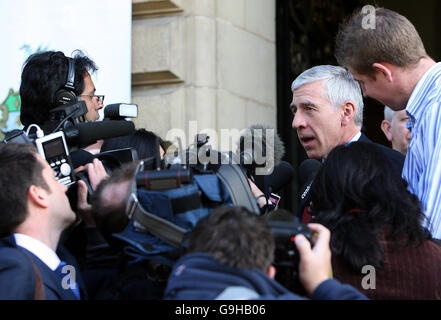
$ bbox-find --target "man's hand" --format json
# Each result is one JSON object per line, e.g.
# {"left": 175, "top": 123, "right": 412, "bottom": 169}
{"left": 76, "top": 179, "right": 95, "bottom": 227}
{"left": 295, "top": 223, "right": 332, "bottom": 296}
{"left": 75, "top": 158, "right": 109, "bottom": 227}
{"left": 75, "top": 158, "right": 108, "bottom": 191}
{"left": 247, "top": 178, "right": 268, "bottom": 208}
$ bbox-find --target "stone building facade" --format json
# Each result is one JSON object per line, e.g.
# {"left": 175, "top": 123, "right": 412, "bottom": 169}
{"left": 131, "top": 0, "right": 276, "bottom": 150}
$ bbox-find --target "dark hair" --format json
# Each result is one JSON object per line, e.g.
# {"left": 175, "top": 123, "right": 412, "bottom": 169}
{"left": 188, "top": 206, "right": 275, "bottom": 271}
{"left": 20, "top": 50, "right": 98, "bottom": 127}
{"left": 101, "top": 129, "right": 165, "bottom": 160}
{"left": 335, "top": 7, "right": 427, "bottom": 76}
{"left": 0, "top": 143, "right": 49, "bottom": 237}
{"left": 309, "top": 142, "right": 430, "bottom": 271}
{"left": 90, "top": 161, "right": 138, "bottom": 244}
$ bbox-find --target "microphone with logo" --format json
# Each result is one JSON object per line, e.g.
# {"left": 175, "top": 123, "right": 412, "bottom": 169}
{"left": 296, "top": 159, "right": 322, "bottom": 222}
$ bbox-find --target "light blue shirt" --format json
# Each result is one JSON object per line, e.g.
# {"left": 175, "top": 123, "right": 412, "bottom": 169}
{"left": 403, "top": 62, "right": 441, "bottom": 239}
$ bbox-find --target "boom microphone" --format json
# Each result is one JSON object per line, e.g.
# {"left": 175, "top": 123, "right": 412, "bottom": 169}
{"left": 64, "top": 120, "right": 135, "bottom": 148}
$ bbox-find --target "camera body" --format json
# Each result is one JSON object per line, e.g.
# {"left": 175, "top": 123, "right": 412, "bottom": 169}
{"left": 34, "top": 130, "right": 76, "bottom": 186}
{"left": 269, "top": 218, "right": 313, "bottom": 294}
{"left": 3, "top": 129, "right": 76, "bottom": 186}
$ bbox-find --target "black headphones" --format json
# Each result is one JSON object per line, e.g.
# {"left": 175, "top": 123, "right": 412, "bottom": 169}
{"left": 53, "top": 57, "right": 76, "bottom": 107}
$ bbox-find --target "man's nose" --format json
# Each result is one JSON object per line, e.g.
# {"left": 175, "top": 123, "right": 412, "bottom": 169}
{"left": 292, "top": 112, "right": 306, "bottom": 129}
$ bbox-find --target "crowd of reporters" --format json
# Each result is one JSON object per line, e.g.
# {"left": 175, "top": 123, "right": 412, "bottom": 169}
{"left": 1, "top": 5, "right": 441, "bottom": 301}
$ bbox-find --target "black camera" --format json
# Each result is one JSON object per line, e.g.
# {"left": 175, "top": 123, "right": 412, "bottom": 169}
{"left": 266, "top": 209, "right": 313, "bottom": 294}
{"left": 3, "top": 127, "right": 76, "bottom": 186}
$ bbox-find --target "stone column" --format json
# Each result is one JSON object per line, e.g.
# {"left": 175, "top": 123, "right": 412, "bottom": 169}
{"left": 132, "top": 0, "right": 276, "bottom": 150}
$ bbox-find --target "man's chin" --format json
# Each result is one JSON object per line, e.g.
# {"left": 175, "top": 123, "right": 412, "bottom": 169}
{"left": 305, "top": 150, "right": 323, "bottom": 160}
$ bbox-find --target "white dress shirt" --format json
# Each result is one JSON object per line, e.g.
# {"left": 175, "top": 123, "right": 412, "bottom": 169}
{"left": 348, "top": 131, "right": 362, "bottom": 144}
{"left": 14, "top": 233, "right": 61, "bottom": 271}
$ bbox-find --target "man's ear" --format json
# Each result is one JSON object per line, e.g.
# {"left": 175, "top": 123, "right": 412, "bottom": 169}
{"left": 372, "top": 62, "right": 393, "bottom": 82}
{"left": 265, "top": 265, "right": 276, "bottom": 279}
{"left": 381, "top": 120, "right": 393, "bottom": 142}
{"left": 340, "top": 101, "right": 356, "bottom": 126}
{"left": 27, "top": 185, "right": 49, "bottom": 209}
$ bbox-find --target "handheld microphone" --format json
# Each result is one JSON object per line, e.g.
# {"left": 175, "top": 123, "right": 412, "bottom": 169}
{"left": 299, "top": 159, "right": 322, "bottom": 192}
{"left": 297, "top": 159, "right": 322, "bottom": 219}
{"left": 63, "top": 120, "right": 135, "bottom": 148}
{"left": 254, "top": 160, "right": 294, "bottom": 196}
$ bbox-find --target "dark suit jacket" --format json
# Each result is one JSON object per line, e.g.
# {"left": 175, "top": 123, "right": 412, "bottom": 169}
{"left": 357, "top": 132, "right": 405, "bottom": 178}
{"left": 297, "top": 133, "right": 405, "bottom": 219}
{"left": 0, "top": 235, "right": 87, "bottom": 300}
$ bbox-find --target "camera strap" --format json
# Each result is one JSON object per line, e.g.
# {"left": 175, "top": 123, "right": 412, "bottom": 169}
{"left": 216, "top": 164, "right": 260, "bottom": 215}
{"left": 125, "top": 162, "right": 260, "bottom": 249}
{"left": 126, "top": 191, "right": 187, "bottom": 248}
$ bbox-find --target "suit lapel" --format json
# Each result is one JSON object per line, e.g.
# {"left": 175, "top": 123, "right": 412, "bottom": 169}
{"left": 24, "top": 249, "right": 79, "bottom": 300}
{"left": 2, "top": 236, "right": 79, "bottom": 300}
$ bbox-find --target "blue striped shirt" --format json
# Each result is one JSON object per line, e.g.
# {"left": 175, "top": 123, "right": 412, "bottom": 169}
{"left": 403, "top": 62, "right": 441, "bottom": 239}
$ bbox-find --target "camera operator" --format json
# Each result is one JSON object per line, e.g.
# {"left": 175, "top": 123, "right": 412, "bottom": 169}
{"left": 87, "top": 161, "right": 168, "bottom": 299}
{"left": 20, "top": 49, "right": 106, "bottom": 165}
{"left": 20, "top": 50, "right": 102, "bottom": 129}
{"left": 164, "top": 206, "right": 367, "bottom": 300}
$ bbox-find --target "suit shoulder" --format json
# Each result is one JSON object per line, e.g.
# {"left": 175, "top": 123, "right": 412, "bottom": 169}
{"left": 0, "top": 246, "right": 32, "bottom": 266}
{"left": 0, "top": 247, "right": 36, "bottom": 299}
{"left": 373, "top": 142, "right": 404, "bottom": 161}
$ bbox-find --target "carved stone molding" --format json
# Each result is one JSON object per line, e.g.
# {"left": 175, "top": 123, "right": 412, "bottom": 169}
{"left": 132, "top": 1, "right": 184, "bottom": 18}
{"left": 131, "top": 70, "right": 184, "bottom": 87}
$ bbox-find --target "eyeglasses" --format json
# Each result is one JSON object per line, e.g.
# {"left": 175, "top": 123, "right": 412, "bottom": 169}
{"left": 78, "top": 94, "right": 105, "bottom": 103}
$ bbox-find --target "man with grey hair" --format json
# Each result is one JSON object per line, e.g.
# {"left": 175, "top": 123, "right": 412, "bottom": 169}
{"left": 290, "top": 65, "right": 404, "bottom": 222}
{"left": 381, "top": 106, "right": 411, "bottom": 156}
{"left": 290, "top": 65, "right": 366, "bottom": 160}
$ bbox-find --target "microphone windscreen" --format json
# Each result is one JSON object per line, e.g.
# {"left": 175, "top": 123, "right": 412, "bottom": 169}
{"left": 237, "top": 124, "right": 286, "bottom": 167}
{"left": 73, "top": 120, "right": 135, "bottom": 148}
{"left": 298, "top": 159, "right": 322, "bottom": 188}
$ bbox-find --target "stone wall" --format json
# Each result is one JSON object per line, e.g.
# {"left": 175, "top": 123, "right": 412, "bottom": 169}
{"left": 131, "top": 0, "right": 276, "bottom": 150}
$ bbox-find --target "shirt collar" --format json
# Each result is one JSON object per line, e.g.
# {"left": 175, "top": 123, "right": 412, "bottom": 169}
{"left": 348, "top": 131, "right": 362, "bottom": 144}
{"left": 406, "top": 62, "right": 441, "bottom": 130}
{"left": 14, "top": 233, "right": 61, "bottom": 271}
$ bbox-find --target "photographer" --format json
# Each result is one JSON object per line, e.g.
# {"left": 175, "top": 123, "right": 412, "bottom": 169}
{"left": 88, "top": 161, "right": 168, "bottom": 299}
{"left": 164, "top": 206, "right": 367, "bottom": 300}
